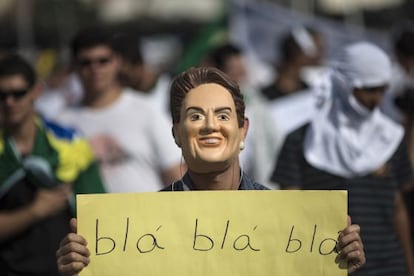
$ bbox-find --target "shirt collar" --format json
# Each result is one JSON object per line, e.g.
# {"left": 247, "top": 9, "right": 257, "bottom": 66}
{"left": 174, "top": 171, "right": 256, "bottom": 191}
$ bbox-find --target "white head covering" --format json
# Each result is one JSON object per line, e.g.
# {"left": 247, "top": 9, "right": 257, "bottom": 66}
{"left": 304, "top": 42, "right": 404, "bottom": 178}
{"left": 291, "top": 26, "right": 317, "bottom": 57}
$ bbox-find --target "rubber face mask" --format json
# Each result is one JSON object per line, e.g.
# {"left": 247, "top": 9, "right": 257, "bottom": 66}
{"left": 173, "top": 83, "right": 245, "bottom": 173}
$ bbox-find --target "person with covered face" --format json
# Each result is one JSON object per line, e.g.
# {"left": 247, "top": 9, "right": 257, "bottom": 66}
{"left": 272, "top": 42, "right": 414, "bottom": 275}
{"left": 56, "top": 67, "right": 366, "bottom": 275}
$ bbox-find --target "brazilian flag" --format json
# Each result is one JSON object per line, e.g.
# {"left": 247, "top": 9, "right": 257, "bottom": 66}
{"left": 0, "top": 116, "right": 105, "bottom": 210}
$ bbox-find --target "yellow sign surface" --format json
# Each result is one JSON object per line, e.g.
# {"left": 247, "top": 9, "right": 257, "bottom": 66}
{"left": 77, "top": 190, "right": 347, "bottom": 276}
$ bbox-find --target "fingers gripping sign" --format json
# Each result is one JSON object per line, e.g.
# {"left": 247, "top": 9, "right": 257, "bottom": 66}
{"left": 56, "top": 218, "right": 91, "bottom": 276}
{"left": 336, "top": 216, "right": 365, "bottom": 274}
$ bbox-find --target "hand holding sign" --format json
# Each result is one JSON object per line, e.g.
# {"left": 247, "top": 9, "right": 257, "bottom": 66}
{"left": 57, "top": 218, "right": 90, "bottom": 276}
{"left": 336, "top": 217, "right": 364, "bottom": 273}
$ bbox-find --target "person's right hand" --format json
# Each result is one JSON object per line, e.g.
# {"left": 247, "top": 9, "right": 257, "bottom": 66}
{"left": 30, "top": 184, "right": 71, "bottom": 220}
{"left": 89, "top": 134, "right": 127, "bottom": 165}
{"left": 56, "top": 218, "right": 90, "bottom": 276}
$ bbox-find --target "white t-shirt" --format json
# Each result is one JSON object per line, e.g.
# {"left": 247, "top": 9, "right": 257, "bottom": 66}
{"left": 145, "top": 74, "right": 171, "bottom": 116}
{"left": 55, "top": 88, "right": 181, "bottom": 193}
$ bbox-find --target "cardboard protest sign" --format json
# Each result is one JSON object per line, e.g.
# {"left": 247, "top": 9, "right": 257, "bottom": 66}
{"left": 77, "top": 190, "right": 347, "bottom": 275}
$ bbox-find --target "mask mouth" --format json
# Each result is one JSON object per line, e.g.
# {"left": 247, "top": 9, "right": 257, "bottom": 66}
{"left": 199, "top": 136, "right": 221, "bottom": 146}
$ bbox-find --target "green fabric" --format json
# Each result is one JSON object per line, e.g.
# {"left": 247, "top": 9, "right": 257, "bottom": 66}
{"left": 73, "top": 161, "right": 105, "bottom": 194}
{"left": 0, "top": 119, "right": 105, "bottom": 198}
{"left": 30, "top": 123, "right": 60, "bottom": 186}
{"left": 0, "top": 137, "right": 25, "bottom": 197}
{"left": 0, "top": 138, "right": 22, "bottom": 186}
{"left": 174, "top": 2, "right": 230, "bottom": 73}
{"left": 0, "top": 123, "right": 61, "bottom": 189}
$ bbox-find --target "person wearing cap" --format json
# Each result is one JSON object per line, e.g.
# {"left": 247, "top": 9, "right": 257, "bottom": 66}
{"left": 271, "top": 42, "right": 414, "bottom": 275}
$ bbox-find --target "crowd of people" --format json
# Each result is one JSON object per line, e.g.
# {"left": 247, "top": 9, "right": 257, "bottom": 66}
{"left": 1, "top": 17, "right": 414, "bottom": 275}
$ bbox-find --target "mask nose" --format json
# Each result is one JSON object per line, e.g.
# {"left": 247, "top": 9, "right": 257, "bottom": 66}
{"left": 201, "top": 111, "right": 219, "bottom": 133}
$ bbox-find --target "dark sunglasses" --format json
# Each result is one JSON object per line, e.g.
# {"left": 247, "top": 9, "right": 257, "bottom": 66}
{"left": 77, "top": 56, "right": 112, "bottom": 67}
{"left": 0, "top": 89, "right": 30, "bottom": 101}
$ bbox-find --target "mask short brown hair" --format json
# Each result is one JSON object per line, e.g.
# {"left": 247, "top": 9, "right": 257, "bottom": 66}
{"left": 170, "top": 67, "right": 245, "bottom": 127}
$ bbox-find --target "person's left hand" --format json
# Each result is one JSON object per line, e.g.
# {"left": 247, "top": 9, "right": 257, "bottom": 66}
{"left": 337, "top": 216, "right": 365, "bottom": 274}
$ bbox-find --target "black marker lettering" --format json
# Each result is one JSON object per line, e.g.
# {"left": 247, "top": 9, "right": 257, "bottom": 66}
{"left": 319, "top": 238, "right": 337, "bottom": 255}
{"left": 95, "top": 219, "right": 116, "bottom": 255}
{"left": 285, "top": 225, "right": 302, "bottom": 253}
{"left": 136, "top": 225, "right": 165, "bottom": 253}
{"left": 193, "top": 218, "right": 214, "bottom": 251}
{"left": 221, "top": 220, "right": 230, "bottom": 249}
{"left": 123, "top": 217, "right": 129, "bottom": 251}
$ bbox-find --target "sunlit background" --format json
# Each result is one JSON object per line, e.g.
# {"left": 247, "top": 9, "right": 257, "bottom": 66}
{"left": 0, "top": 0, "right": 412, "bottom": 80}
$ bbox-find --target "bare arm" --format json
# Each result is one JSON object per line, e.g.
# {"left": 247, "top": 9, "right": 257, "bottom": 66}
{"left": 0, "top": 185, "right": 71, "bottom": 241}
{"left": 393, "top": 191, "right": 414, "bottom": 276}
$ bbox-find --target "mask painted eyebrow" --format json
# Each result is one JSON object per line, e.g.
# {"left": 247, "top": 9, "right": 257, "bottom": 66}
{"left": 185, "top": 106, "right": 233, "bottom": 114}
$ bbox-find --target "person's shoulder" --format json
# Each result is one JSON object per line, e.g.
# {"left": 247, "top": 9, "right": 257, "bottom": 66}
{"left": 122, "top": 88, "right": 164, "bottom": 112}
{"left": 160, "top": 181, "right": 184, "bottom": 191}
{"left": 41, "top": 117, "right": 96, "bottom": 172}
{"left": 285, "top": 123, "right": 309, "bottom": 142}
{"left": 41, "top": 116, "right": 80, "bottom": 141}
{"left": 252, "top": 182, "right": 269, "bottom": 190}
{"left": 242, "top": 174, "right": 269, "bottom": 190}
{"left": 160, "top": 185, "right": 173, "bottom": 191}
{"left": 54, "top": 106, "right": 83, "bottom": 124}
{"left": 122, "top": 87, "right": 152, "bottom": 103}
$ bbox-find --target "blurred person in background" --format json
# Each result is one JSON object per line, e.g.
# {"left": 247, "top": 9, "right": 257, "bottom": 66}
{"left": 386, "top": 20, "right": 414, "bottom": 250}
{"left": 0, "top": 54, "right": 105, "bottom": 275}
{"left": 389, "top": 21, "right": 414, "bottom": 159}
{"left": 111, "top": 31, "right": 172, "bottom": 115}
{"left": 35, "top": 58, "right": 84, "bottom": 120}
{"left": 271, "top": 42, "right": 414, "bottom": 275}
{"left": 381, "top": 21, "right": 414, "bottom": 128}
{"left": 206, "top": 43, "right": 282, "bottom": 188}
{"left": 260, "top": 26, "right": 325, "bottom": 101}
{"left": 259, "top": 26, "right": 328, "bottom": 153}
{"left": 55, "top": 27, "right": 182, "bottom": 193}
{"left": 299, "top": 26, "right": 328, "bottom": 86}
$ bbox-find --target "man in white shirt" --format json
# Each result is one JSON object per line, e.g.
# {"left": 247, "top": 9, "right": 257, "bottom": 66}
{"left": 55, "top": 27, "right": 182, "bottom": 193}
